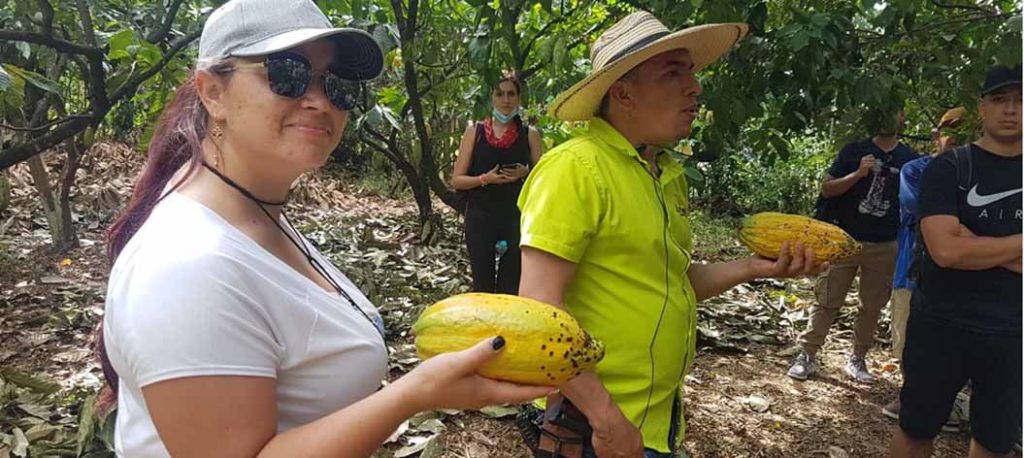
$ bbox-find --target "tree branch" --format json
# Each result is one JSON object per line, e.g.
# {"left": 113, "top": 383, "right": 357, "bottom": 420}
{"left": 913, "top": 11, "right": 1017, "bottom": 34}
{"left": 111, "top": 29, "right": 202, "bottom": 103}
{"left": 0, "top": 115, "right": 95, "bottom": 132}
{"left": 521, "top": 16, "right": 612, "bottom": 80}
{"left": 37, "top": 0, "right": 54, "bottom": 36}
{"left": 929, "top": 0, "right": 996, "bottom": 14}
{"left": 0, "top": 30, "right": 102, "bottom": 57}
{"left": 522, "top": 11, "right": 570, "bottom": 64}
{"left": 74, "top": 0, "right": 98, "bottom": 47}
{"left": 74, "top": 0, "right": 110, "bottom": 114}
{"left": 0, "top": 116, "right": 93, "bottom": 170}
{"left": 146, "top": 0, "right": 187, "bottom": 43}
{"left": 390, "top": 0, "right": 407, "bottom": 36}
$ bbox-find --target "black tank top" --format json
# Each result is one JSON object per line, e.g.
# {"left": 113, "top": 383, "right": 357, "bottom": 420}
{"left": 466, "top": 120, "right": 531, "bottom": 213}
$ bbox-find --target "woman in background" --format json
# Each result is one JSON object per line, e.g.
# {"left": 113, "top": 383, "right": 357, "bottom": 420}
{"left": 450, "top": 72, "right": 544, "bottom": 294}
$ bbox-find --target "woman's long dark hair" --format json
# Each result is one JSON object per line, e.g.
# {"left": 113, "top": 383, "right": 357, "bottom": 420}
{"left": 95, "top": 66, "right": 227, "bottom": 411}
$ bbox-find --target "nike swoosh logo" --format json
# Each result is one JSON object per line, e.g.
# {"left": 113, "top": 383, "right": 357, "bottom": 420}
{"left": 966, "top": 185, "right": 1022, "bottom": 207}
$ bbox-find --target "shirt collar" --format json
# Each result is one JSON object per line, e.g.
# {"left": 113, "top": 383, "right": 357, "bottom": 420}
{"left": 587, "top": 118, "right": 686, "bottom": 183}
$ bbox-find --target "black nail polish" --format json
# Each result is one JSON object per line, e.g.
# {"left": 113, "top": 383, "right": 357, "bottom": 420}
{"left": 492, "top": 336, "right": 506, "bottom": 350}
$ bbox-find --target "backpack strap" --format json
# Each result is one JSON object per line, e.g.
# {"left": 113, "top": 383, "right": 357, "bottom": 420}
{"left": 909, "top": 144, "right": 972, "bottom": 284}
{"left": 952, "top": 144, "right": 973, "bottom": 193}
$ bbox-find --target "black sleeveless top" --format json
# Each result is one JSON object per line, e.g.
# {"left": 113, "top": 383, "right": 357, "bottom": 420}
{"left": 466, "top": 120, "right": 531, "bottom": 212}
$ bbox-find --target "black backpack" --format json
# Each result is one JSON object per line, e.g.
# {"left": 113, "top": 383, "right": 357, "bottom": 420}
{"left": 908, "top": 144, "right": 973, "bottom": 282}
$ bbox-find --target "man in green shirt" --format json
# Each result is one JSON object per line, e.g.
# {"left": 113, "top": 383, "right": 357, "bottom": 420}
{"left": 516, "top": 11, "right": 826, "bottom": 457}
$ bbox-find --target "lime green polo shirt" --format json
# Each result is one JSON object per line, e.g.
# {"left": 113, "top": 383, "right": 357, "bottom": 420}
{"left": 517, "top": 118, "right": 697, "bottom": 453}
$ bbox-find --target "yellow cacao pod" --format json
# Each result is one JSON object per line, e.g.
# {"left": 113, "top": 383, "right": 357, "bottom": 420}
{"left": 413, "top": 293, "right": 604, "bottom": 386}
{"left": 738, "top": 212, "right": 862, "bottom": 263}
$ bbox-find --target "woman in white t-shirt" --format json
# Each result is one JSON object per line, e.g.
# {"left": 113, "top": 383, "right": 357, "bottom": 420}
{"left": 97, "top": 0, "right": 552, "bottom": 456}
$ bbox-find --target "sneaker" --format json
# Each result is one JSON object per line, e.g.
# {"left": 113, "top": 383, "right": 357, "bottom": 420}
{"left": 882, "top": 398, "right": 900, "bottom": 420}
{"left": 787, "top": 350, "right": 818, "bottom": 380}
{"left": 941, "top": 391, "right": 970, "bottom": 433}
{"left": 845, "top": 356, "right": 876, "bottom": 384}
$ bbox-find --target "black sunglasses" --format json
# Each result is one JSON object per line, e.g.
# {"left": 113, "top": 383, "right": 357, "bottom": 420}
{"left": 223, "top": 52, "right": 365, "bottom": 111}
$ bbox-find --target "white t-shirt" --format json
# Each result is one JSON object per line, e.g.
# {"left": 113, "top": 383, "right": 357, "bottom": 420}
{"left": 103, "top": 192, "right": 388, "bottom": 456}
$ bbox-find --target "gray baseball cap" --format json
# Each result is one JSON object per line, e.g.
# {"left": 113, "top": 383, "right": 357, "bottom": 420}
{"left": 197, "top": 0, "right": 384, "bottom": 81}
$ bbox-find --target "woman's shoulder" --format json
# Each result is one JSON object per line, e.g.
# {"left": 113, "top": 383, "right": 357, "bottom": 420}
{"left": 112, "top": 194, "right": 257, "bottom": 279}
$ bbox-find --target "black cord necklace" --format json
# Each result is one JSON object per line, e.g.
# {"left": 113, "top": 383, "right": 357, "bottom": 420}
{"left": 200, "top": 161, "right": 385, "bottom": 340}
{"left": 202, "top": 162, "right": 289, "bottom": 206}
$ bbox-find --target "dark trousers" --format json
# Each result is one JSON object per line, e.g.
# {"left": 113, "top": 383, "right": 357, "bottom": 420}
{"left": 899, "top": 312, "right": 1022, "bottom": 453}
{"left": 465, "top": 203, "right": 521, "bottom": 294}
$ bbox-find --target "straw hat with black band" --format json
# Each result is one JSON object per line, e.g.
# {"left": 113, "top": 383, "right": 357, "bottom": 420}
{"left": 548, "top": 11, "right": 748, "bottom": 122}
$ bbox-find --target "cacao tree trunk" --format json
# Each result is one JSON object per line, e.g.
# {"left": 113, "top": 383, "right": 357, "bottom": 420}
{"left": 0, "top": 171, "right": 10, "bottom": 214}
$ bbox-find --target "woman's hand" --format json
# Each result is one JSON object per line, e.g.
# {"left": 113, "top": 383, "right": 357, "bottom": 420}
{"left": 480, "top": 165, "right": 518, "bottom": 186}
{"left": 395, "top": 337, "right": 555, "bottom": 413}
{"left": 745, "top": 241, "right": 829, "bottom": 279}
{"left": 500, "top": 163, "right": 530, "bottom": 180}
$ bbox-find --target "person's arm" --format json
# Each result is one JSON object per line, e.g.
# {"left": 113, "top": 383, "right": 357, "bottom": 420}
{"left": 921, "top": 215, "right": 1022, "bottom": 270}
{"left": 518, "top": 247, "right": 643, "bottom": 458}
{"left": 144, "top": 339, "right": 553, "bottom": 458}
{"left": 898, "top": 161, "right": 923, "bottom": 218}
{"left": 1004, "top": 257, "right": 1022, "bottom": 273}
{"left": 821, "top": 154, "right": 875, "bottom": 198}
{"left": 528, "top": 126, "right": 544, "bottom": 165}
{"left": 959, "top": 225, "right": 1022, "bottom": 272}
{"left": 450, "top": 124, "right": 511, "bottom": 190}
{"left": 916, "top": 152, "right": 1022, "bottom": 271}
{"left": 687, "top": 242, "right": 825, "bottom": 302}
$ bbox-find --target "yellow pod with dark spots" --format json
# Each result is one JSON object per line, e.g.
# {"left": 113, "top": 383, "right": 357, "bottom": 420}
{"left": 738, "top": 212, "right": 862, "bottom": 263}
{"left": 412, "top": 293, "right": 605, "bottom": 386}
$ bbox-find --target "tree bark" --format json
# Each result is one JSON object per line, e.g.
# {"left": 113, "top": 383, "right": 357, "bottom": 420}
{"left": 0, "top": 172, "right": 10, "bottom": 214}
{"left": 26, "top": 154, "right": 62, "bottom": 245}
{"left": 54, "top": 136, "right": 85, "bottom": 251}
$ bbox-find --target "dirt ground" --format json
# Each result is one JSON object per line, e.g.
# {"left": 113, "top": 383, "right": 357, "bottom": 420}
{"left": 428, "top": 340, "right": 980, "bottom": 458}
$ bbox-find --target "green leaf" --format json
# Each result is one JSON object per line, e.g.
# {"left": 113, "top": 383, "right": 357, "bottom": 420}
{"left": 107, "top": 29, "right": 134, "bottom": 59}
{"left": 12, "top": 428, "right": 28, "bottom": 457}
{"left": 552, "top": 35, "right": 568, "bottom": 69}
{"left": 730, "top": 96, "right": 747, "bottom": 125}
{"left": 1, "top": 67, "right": 26, "bottom": 118}
{"left": 468, "top": 36, "right": 491, "bottom": 62}
{"left": 537, "top": 37, "right": 555, "bottom": 63}
{"left": 351, "top": 0, "right": 364, "bottom": 20}
{"left": 0, "top": 65, "right": 10, "bottom": 92}
{"left": 0, "top": 370, "right": 61, "bottom": 395}
{"left": 76, "top": 394, "right": 99, "bottom": 457}
{"left": 3, "top": 65, "right": 60, "bottom": 95}
{"left": 769, "top": 135, "right": 790, "bottom": 160}
{"left": 789, "top": 29, "right": 809, "bottom": 52}
{"left": 1008, "top": 15, "right": 1022, "bottom": 33}
{"left": 15, "top": 41, "right": 31, "bottom": 59}
{"left": 478, "top": 404, "right": 518, "bottom": 418}
{"left": 684, "top": 164, "right": 705, "bottom": 190}
{"left": 136, "top": 42, "right": 163, "bottom": 66}
{"left": 819, "top": 30, "right": 835, "bottom": 49}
